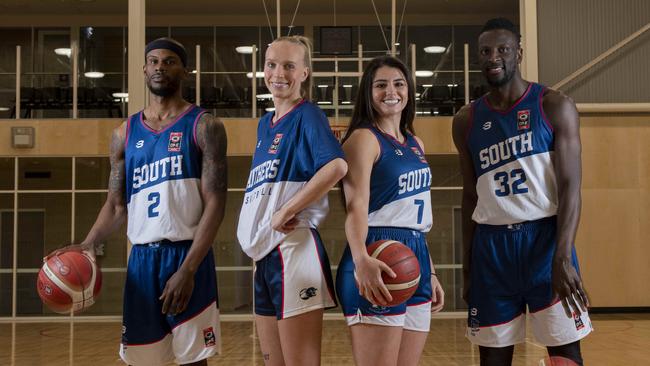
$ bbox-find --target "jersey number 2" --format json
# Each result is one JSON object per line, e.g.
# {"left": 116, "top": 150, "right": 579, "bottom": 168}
{"left": 494, "top": 169, "right": 528, "bottom": 197}
{"left": 148, "top": 192, "right": 160, "bottom": 218}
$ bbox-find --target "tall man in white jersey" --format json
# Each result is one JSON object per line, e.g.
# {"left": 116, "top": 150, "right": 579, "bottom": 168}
{"left": 452, "top": 19, "right": 592, "bottom": 365}
{"left": 63, "top": 38, "right": 228, "bottom": 365}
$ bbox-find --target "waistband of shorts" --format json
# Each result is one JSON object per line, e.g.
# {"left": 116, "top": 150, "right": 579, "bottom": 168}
{"left": 134, "top": 239, "right": 193, "bottom": 247}
{"left": 477, "top": 216, "right": 556, "bottom": 232}
{"left": 367, "top": 226, "right": 425, "bottom": 240}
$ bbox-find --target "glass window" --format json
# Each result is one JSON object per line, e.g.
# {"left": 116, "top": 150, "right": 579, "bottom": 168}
{"left": 0, "top": 158, "right": 15, "bottom": 190}
{"left": 18, "top": 157, "right": 72, "bottom": 190}
{"left": 0, "top": 194, "right": 14, "bottom": 316}
{"left": 75, "top": 157, "right": 111, "bottom": 190}
{"left": 74, "top": 193, "right": 126, "bottom": 268}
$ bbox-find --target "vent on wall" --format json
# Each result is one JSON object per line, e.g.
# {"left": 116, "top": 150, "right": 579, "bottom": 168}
{"left": 24, "top": 171, "right": 51, "bottom": 179}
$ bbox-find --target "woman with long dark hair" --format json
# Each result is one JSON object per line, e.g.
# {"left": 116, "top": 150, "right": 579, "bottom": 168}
{"left": 336, "top": 56, "right": 444, "bottom": 366}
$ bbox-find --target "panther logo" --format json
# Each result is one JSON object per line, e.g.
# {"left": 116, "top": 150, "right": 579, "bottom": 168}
{"left": 299, "top": 287, "right": 318, "bottom": 300}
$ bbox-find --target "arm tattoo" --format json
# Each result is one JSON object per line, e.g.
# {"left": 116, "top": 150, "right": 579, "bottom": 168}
{"left": 108, "top": 127, "right": 126, "bottom": 195}
{"left": 196, "top": 113, "right": 228, "bottom": 194}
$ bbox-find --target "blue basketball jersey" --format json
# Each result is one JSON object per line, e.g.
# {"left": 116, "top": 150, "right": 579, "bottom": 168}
{"left": 467, "top": 82, "right": 557, "bottom": 225}
{"left": 237, "top": 100, "right": 345, "bottom": 261}
{"left": 366, "top": 127, "right": 432, "bottom": 232}
{"left": 125, "top": 105, "right": 206, "bottom": 244}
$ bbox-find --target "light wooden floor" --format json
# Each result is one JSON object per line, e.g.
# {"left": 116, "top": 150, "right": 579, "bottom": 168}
{"left": 0, "top": 314, "right": 648, "bottom": 365}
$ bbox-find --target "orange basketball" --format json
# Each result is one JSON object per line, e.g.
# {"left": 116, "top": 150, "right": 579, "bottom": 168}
{"left": 36, "top": 250, "right": 102, "bottom": 314}
{"left": 366, "top": 240, "right": 420, "bottom": 306}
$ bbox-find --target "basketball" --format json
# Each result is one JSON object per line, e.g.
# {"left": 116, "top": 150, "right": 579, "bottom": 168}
{"left": 366, "top": 240, "right": 420, "bottom": 306}
{"left": 542, "top": 356, "right": 581, "bottom": 366}
{"left": 36, "top": 250, "right": 102, "bottom": 314}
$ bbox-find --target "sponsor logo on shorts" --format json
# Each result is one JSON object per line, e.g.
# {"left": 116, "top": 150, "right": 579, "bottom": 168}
{"left": 517, "top": 110, "right": 530, "bottom": 130}
{"left": 268, "top": 133, "right": 283, "bottom": 154}
{"left": 469, "top": 318, "right": 480, "bottom": 336}
{"left": 573, "top": 312, "right": 585, "bottom": 331}
{"left": 299, "top": 287, "right": 318, "bottom": 300}
{"left": 203, "top": 327, "right": 216, "bottom": 347}
{"left": 369, "top": 304, "right": 390, "bottom": 314}
{"left": 168, "top": 132, "right": 182, "bottom": 152}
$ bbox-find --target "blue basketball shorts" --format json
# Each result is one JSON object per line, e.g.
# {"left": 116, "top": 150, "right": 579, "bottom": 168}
{"left": 466, "top": 216, "right": 593, "bottom": 347}
{"left": 119, "top": 240, "right": 221, "bottom": 365}
{"left": 336, "top": 227, "right": 433, "bottom": 332}
{"left": 254, "top": 228, "right": 337, "bottom": 320}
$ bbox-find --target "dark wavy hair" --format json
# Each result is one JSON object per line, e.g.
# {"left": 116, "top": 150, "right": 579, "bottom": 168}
{"left": 342, "top": 55, "right": 416, "bottom": 143}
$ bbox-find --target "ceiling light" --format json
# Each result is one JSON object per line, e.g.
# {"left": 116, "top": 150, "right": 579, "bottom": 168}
{"left": 415, "top": 70, "right": 433, "bottom": 77}
{"left": 424, "top": 46, "right": 446, "bottom": 54}
{"left": 317, "top": 85, "right": 329, "bottom": 88}
{"left": 447, "top": 84, "right": 458, "bottom": 87}
{"left": 256, "top": 93, "right": 273, "bottom": 100}
{"left": 246, "top": 72, "right": 264, "bottom": 78}
{"left": 236, "top": 46, "right": 254, "bottom": 54}
{"left": 55, "top": 48, "right": 72, "bottom": 57}
{"left": 343, "top": 84, "right": 353, "bottom": 88}
{"left": 416, "top": 111, "right": 432, "bottom": 115}
{"left": 191, "top": 70, "right": 197, "bottom": 74}
{"left": 422, "top": 84, "right": 433, "bottom": 88}
{"left": 112, "top": 92, "right": 128, "bottom": 98}
{"left": 0, "top": 107, "right": 9, "bottom": 111}
{"left": 341, "top": 101, "right": 352, "bottom": 105}
{"left": 265, "top": 107, "right": 275, "bottom": 112}
{"left": 84, "top": 71, "right": 104, "bottom": 78}
{"left": 317, "top": 101, "right": 332, "bottom": 105}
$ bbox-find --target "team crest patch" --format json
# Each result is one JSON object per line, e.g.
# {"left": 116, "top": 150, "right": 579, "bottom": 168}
{"left": 573, "top": 313, "right": 585, "bottom": 331}
{"left": 203, "top": 327, "right": 216, "bottom": 347}
{"left": 410, "top": 147, "right": 427, "bottom": 163}
{"left": 517, "top": 110, "right": 531, "bottom": 130}
{"left": 268, "top": 133, "right": 283, "bottom": 154}
{"left": 168, "top": 132, "right": 182, "bottom": 152}
{"left": 299, "top": 287, "right": 318, "bottom": 300}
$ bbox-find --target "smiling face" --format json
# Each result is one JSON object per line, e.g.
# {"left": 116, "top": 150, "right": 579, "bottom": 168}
{"left": 478, "top": 29, "right": 522, "bottom": 87}
{"left": 371, "top": 66, "right": 409, "bottom": 120}
{"left": 143, "top": 48, "right": 187, "bottom": 97}
{"left": 264, "top": 40, "right": 309, "bottom": 102}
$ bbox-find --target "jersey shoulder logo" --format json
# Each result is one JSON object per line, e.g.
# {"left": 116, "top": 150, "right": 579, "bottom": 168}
{"left": 517, "top": 110, "right": 531, "bottom": 130}
{"left": 482, "top": 121, "right": 492, "bottom": 130}
{"left": 268, "top": 133, "right": 283, "bottom": 154}
{"left": 168, "top": 132, "right": 182, "bottom": 152}
{"left": 410, "top": 146, "right": 427, "bottom": 163}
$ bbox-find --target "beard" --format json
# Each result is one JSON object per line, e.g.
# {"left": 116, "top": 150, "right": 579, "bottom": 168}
{"left": 485, "top": 64, "right": 516, "bottom": 87}
{"left": 147, "top": 76, "right": 180, "bottom": 97}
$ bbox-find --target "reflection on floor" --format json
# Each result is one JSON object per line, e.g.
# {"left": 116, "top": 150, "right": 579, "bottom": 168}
{"left": 0, "top": 314, "right": 648, "bottom": 365}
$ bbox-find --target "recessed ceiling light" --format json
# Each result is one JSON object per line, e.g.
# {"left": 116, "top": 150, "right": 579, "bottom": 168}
{"left": 422, "top": 84, "right": 433, "bottom": 88}
{"left": 415, "top": 70, "right": 433, "bottom": 77}
{"left": 112, "top": 92, "right": 128, "bottom": 98}
{"left": 55, "top": 48, "right": 72, "bottom": 57}
{"left": 0, "top": 107, "right": 10, "bottom": 111}
{"left": 343, "top": 84, "right": 353, "bottom": 88}
{"left": 317, "top": 85, "right": 329, "bottom": 88}
{"left": 246, "top": 72, "right": 264, "bottom": 78}
{"left": 265, "top": 107, "right": 275, "bottom": 112}
{"left": 317, "top": 101, "right": 332, "bottom": 105}
{"left": 84, "top": 71, "right": 104, "bottom": 78}
{"left": 256, "top": 93, "right": 273, "bottom": 100}
{"left": 236, "top": 46, "right": 254, "bottom": 54}
{"left": 424, "top": 46, "right": 446, "bottom": 54}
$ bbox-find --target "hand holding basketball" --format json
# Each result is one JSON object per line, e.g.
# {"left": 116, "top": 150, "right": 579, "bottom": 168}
{"left": 353, "top": 254, "right": 396, "bottom": 306}
{"left": 37, "top": 249, "right": 102, "bottom": 314}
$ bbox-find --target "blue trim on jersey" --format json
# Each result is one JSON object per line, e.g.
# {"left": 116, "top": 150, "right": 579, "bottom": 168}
{"left": 367, "top": 127, "right": 431, "bottom": 214}
{"left": 467, "top": 83, "right": 554, "bottom": 177}
{"left": 125, "top": 105, "right": 204, "bottom": 203}
{"left": 245, "top": 100, "right": 344, "bottom": 192}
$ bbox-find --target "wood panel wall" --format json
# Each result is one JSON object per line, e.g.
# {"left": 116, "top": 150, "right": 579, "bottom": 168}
{"left": 1, "top": 115, "right": 648, "bottom": 307}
